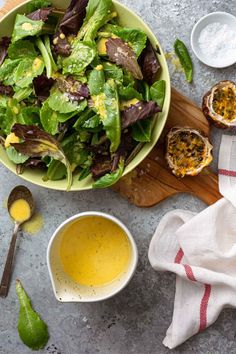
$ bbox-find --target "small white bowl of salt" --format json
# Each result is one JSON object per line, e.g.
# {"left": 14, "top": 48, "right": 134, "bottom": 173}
{"left": 191, "top": 12, "right": 236, "bottom": 68}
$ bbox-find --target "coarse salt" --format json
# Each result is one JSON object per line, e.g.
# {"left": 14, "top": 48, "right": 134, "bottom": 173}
{"left": 198, "top": 22, "right": 236, "bottom": 66}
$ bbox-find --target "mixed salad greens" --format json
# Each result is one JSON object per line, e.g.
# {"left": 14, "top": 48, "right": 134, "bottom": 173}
{"left": 0, "top": 0, "right": 166, "bottom": 190}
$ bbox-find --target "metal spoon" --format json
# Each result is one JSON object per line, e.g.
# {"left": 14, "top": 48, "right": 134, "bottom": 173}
{"left": 0, "top": 186, "right": 34, "bottom": 298}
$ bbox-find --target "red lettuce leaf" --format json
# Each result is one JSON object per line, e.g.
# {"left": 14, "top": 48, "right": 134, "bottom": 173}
{"left": 33, "top": 75, "right": 55, "bottom": 101}
{"left": 52, "top": 0, "right": 88, "bottom": 57}
{"left": 0, "top": 82, "right": 14, "bottom": 96}
{"left": 91, "top": 156, "right": 112, "bottom": 180}
{"left": 106, "top": 38, "right": 143, "bottom": 80}
{"left": 121, "top": 101, "right": 161, "bottom": 129}
{"left": 0, "top": 36, "right": 11, "bottom": 66}
{"left": 59, "top": 0, "right": 88, "bottom": 35}
{"left": 11, "top": 123, "right": 72, "bottom": 190}
{"left": 57, "top": 77, "right": 89, "bottom": 101}
{"left": 27, "top": 7, "right": 53, "bottom": 21}
{"left": 17, "top": 157, "right": 47, "bottom": 174}
{"left": 139, "top": 39, "right": 160, "bottom": 85}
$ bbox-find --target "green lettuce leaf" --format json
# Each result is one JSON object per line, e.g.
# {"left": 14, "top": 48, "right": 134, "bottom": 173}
{"left": 118, "top": 84, "right": 142, "bottom": 100}
{"left": 12, "top": 14, "right": 44, "bottom": 42}
{"left": 132, "top": 118, "right": 152, "bottom": 142}
{"left": 6, "top": 146, "right": 29, "bottom": 164}
{"left": 93, "top": 158, "right": 124, "bottom": 188}
{"left": 103, "top": 79, "right": 120, "bottom": 152}
{"left": 88, "top": 67, "right": 105, "bottom": 95}
{"left": 13, "top": 87, "right": 33, "bottom": 102}
{"left": 8, "top": 40, "right": 37, "bottom": 59}
{"left": 13, "top": 57, "right": 44, "bottom": 88}
{"left": 0, "top": 59, "right": 21, "bottom": 85}
{"left": 150, "top": 80, "right": 166, "bottom": 108}
{"left": 103, "top": 62, "right": 123, "bottom": 83}
{"left": 47, "top": 87, "right": 87, "bottom": 113}
{"left": 62, "top": 40, "right": 96, "bottom": 75}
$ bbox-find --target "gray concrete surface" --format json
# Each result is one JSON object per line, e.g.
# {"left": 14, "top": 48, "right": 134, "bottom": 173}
{"left": 0, "top": 0, "right": 236, "bottom": 353}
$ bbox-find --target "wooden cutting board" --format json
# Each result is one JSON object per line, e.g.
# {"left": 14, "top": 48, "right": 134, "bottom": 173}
{"left": 0, "top": 1, "right": 222, "bottom": 207}
{"left": 113, "top": 88, "right": 222, "bottom": 207}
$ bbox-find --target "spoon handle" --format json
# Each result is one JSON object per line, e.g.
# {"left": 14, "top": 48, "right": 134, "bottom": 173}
{"left": 0, "top": 223, "right": 20, "bottom": 298}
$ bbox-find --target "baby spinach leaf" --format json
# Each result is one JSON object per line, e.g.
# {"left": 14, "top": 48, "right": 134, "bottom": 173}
{"left": 78, "top": 0, "right": 112, "bottom": 42}
{"left": 88, "top": 68, "right": 105, "bottom": 95}
{"left": 26, "top": 0, "right": 52, "bottom": 13}
{"left": 82, "top": 114, "right": 100, "bottom": 128}
{"left": 16, "top": 279, "right": 49, "bottom": 350}
{"left": 40, "top": 101, "right": 76, "bottom": 135}
{"left": 20, "top": 106, "right": 40, "bottom": 125}
{"left": 11, "top": 123, "right": 73, "bottom": 190}
{"left": 47, "top": 86, "right": 87, "bottom": 113}
{"left": 13, "top": 57, "right": 44, "bottom": 88}
{"left": 0, "top": 95, "right": 8, "bottom": 108}
{"left": 8, "top": 40, "right": 37, "bottom": 59}
{"left": 118, "top": 84, "right": 142, "bottom": 101}
{"left": 3, "top": 99, "right": 22, "bottom": 134}
{"left": 0, "top": 36, "right": 11, "bottom": 66}
{"left": 46, "top": 159, "right": 67, "bottom": 180}
{"left": 150, "top": 80, "right": 166, "bottom": 108}
{"left": 102, "top": 24, "right": 147, "bottom": 57}
{"left": 62, "top": 40, "right": 96, "bottom": 75}
{"left": 103, "top": 79, "right": 121, "bottom": 152}
{"left": 13, "top": 86, "right": 33, "bottom": 102}
{"left": 93, "top": 158, "right": 124, "bottom": 188}
{"left": 73, "top": 108, "right": 94, "bottom": 130}
{"left": 132, "top": 118, "right": 152, "bottom": 142}
{"left": 0, "top": 59, "right": 21, "bottom": 85}
{"left": 139, "top": 39, "right": 160, "bottom": 85}
{"left": 103, "top": 62, "right": 123, "bottom": 83}
{"left": 12, "top": 14, "right": 44, "bottom": 42}
{"left": 6, "top": 146, "right": 29, "bottom": 164}
{"left": 106, "top": 38, "right": 143, "bottom": 80}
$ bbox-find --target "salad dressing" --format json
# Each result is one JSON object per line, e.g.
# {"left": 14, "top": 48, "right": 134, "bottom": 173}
{"left": 60, "top": 216, "right": 131, "bottom": 286}
{"left": 9, "top": 199, "right": 31, "bottom": 223}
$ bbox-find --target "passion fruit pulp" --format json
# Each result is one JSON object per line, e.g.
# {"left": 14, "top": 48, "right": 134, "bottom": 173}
{"left": 165, "top": 127, "right": 213, "bottom": 177}
{"left": 202, "top": 80, "right": 236, "bottom": 128}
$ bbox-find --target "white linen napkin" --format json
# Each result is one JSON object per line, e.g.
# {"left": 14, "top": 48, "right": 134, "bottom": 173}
{"left": 148, "top": 134, "right": 236, "bottom": 349}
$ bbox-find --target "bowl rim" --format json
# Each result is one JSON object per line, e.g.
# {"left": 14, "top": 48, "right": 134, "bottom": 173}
{"left": 47, "top": 211, "right": 138, "bottom": 302}
{"left": 0, "top": 0, "right": 171, "bottom": 191}
{"left": 191, "top": 11, "right": 236, "bottom": 68}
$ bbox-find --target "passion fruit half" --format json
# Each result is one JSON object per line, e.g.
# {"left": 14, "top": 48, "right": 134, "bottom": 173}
{"left": 165, "top": 127, "right": 213, "bottom": 177}
{"left": 202, "top": 80, "right": 236, "bottom": 128}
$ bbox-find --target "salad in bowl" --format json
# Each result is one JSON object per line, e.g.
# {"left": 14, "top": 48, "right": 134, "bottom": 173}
{"left": 0, "top": 0, "right": 170, "bottom": 190}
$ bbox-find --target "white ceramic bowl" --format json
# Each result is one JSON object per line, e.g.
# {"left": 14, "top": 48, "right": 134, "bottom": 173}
{"left": 191, "top": 12, "right": 236, "bottom": 68}
{"left": 47, "top": 211, "right": 138, "bottom": 302}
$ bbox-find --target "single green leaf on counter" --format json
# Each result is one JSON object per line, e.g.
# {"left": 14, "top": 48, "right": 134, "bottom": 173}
{"left": 8, "top": 40, "right": 37, "bottom": 59}
{"left": 16, "top": 279, "right": 49, "bottom": 350}
{"left": 12, "top": 14, "right": 44, "bottom": 42}
{"left": 103, "top": 78, "right": 121, "bottom": 152}
{"left": 11, "top": 123, "right": 73, "bottom": 190}
{"left": 13, "top": 57, "right": 44, "bottom": 88}
{"left": 132, "top": 118, "right": 152, "bottom": 142}
{"left": 6, "top": 146, "right": 29, "bottom": 164}
{"left": 174, "top": 39, "right": 193, "bottom": 83}
{"left": 47, "top": 87, "right": 87, "bottom": 114}
{"left": 62, "top": 40, "right": 96, "bottom": 76}
{"left": 150, "top": 80, "right": 166, "bottom": 108}
{"left": 93, "top": 158, "right": 124, "bottom": 188}
{"left": 88, "top": 67, "right": 105, "bottom": 95}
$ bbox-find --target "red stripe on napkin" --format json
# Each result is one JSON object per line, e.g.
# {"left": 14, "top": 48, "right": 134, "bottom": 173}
{"left": 174, "top": 248, "right": 211, "bottom": 331}
{"left": 174, "top": 248, "right": 184, "bottom": 264}
{"left": 199, "top": 284, "right": 211, "bottom": 332}
{"left": 218, "top": 168, "right": 236, "bottom": 177}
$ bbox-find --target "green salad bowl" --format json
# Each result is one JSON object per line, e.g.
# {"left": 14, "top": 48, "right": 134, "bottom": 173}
{"left": 0, "top": 0, "right": 170, "bottom": 191}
